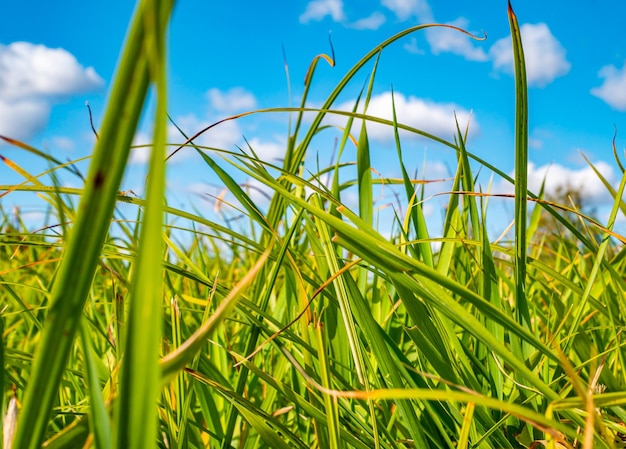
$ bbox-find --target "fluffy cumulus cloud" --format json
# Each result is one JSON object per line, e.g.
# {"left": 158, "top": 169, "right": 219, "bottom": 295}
{"left": 590, "top": 62, "right": 626, "bottom": 111}
{"left": 489, "top": 23, "right": 570, "bottom": 87}
{"left": 501, "top": 161, "right": 615, "bottom": 203}
{"left": 332, "top": 91, "right": 478, "bottom": 142}
{"left": 426, "top": 17, "right": 488, "bottom": 61}
{"left": 382, "top": 0, "right": 433, "bottom": 22}
{"left": 299, "top": 0, "right": 345, "bottom": 23}
{"left": 0, "top": 42, "right": 103, "bottom": 141}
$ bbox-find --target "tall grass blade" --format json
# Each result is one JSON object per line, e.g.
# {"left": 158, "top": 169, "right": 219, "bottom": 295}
{"left": 390, "top": 88, "right": 434, "bottom": 266}
{"left": 11, "top": 1, "right": 174, "bottom": 447}
{"left": 79, "top": 321, "right": 111, "bottom": 449}
{"left": 566, "top": 165, "right": 626, "bottom": 349}
{"left": 115, "top": 1, "right": 174, "bottom": 447}
{"left": 508, "top": 1, "right": 531, "bottom": 332}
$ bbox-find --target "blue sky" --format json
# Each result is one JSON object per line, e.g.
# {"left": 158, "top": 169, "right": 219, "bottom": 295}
{"left": 1, "top": 0, "right": 625, "bottom": 236}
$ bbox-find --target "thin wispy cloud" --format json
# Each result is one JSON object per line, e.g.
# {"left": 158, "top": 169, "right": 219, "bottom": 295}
{"left": 348, "top": 12, "right": 386, "bottom": 30}
{"left": 403, "top": 37, "right": 424, "bottom": 54}
{"left": 489, "top": 23, "right": 570, "bottom": 87}
{"left": 381, "top": 0, "right": 433, "bottom": 22}
{"left": 426, "top": 18, "right": 488, "bottom": 62}
{"left": 207, "top": 87, "right": 257, "bottom": 115}
{"left": 300, "top": 0, "right": 345, "bottom": 24}
{"left": 591, "top": 62, "right": 626, "bottom": 111}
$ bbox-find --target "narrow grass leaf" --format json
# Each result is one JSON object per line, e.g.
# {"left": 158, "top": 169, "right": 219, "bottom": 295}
{"left": 115, "top": 1, "right": 173, "bottom": 447}
{"left": 11, "top": 1, "right": 173, "bottom": 447}
{"left": 509, "top": 0, "right": 531, "bottom": 332}
{"left": 79, "top": 321, "right": 111, "bottom": 449}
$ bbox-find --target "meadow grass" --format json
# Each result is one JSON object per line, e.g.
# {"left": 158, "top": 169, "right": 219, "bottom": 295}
{"left": 2, "top": 1, "right": 626, "bottom": 448}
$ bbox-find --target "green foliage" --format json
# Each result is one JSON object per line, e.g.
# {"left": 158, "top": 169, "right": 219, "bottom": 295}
{"left": 2, "top": 2, "right": 626, "bottom": 448}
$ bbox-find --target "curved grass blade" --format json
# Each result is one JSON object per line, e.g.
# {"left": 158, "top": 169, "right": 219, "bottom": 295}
{"left": 160, "top": 246, "right": 272, "bottom": 379}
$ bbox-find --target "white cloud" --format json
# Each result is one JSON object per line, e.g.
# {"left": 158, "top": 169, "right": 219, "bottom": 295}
{"left": 0, "top": 42, "right": 103, "bottom": 100}
{"left": 167, "top": 113, "right": 243, "bottom": 153}
{"left": 244, "top": 137, "right": 286, "bottom": 163}
{"left": 382, "top": 0, "right": 433, "bottom": 22}
{"left": 207, "top": 87, "right": 257, "bottom": 115}
{"left": 0, "top": 42, "right": 103, "bottom": 142}
{"left": 348, "top": 12, "right": 386, "bottom": 30}
{"left": 129, "top": 131, "right": 153, "bottom": 165}
{"left": 500, "top": 161, "right": 615, "bottom": 203}
{"left": 163, "top": 89, "right": 259, "bottom": 161}
{"left": 591, "top": 62, "right": 626, "bottom": 111}
{"left": 300, "top": 0, "right": 345, "bottom": 23}
{"left": 332, "top": 91, "right": 478, "bottom": 142}
{"left": 426, "top": 18, "right": 488, "bottom": 61}
{"left": 489, "top": 23, "right": 570, "bottom": 87}
{"left": 44, "top": 136, "right": 75, "bottom": 152}
{"left": 0, "top": 98, "right": 49, "bottom": 141}
{"left": 403, "top": 37, "right": 424, "bottom": 54}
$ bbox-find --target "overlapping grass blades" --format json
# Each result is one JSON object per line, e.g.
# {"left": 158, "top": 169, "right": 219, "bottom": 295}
{"left": 1, "top": 1, "right": 626, "bottom": 448}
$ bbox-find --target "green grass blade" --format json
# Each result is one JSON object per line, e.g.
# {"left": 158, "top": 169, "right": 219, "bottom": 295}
{"left": 115, "top": 1, "right": 174, "bottom": 447}
{"left": 160, "top": 247, "right": 271, "bottom": 380}
{"left": 580, "top": 153, "right": 626, "bottom": 217}
{"left": 509, "top": 1, "right": 531, "bottom": 332}
{"left": 1, "top": 316, "right": 5, "bottom": 449}
{"left": 11, "top": 1, "right": 167, "bottom": 447}
{"left": 312, "top": 321, "right": 340, "bottom": 449}
{"left": 356, "top": 122, "right": 373, "bottom": 225}
{"left": 456, "top": 402, "right": 474, "bottom": 449}
{"left": 79, "top": 321, "right": 111, "bottom": 449}
{"left": 566, "top": 166, "right": 626, "bottom": 350}
{"left": 391, "top": 88, "right": 435, "bottom": 267}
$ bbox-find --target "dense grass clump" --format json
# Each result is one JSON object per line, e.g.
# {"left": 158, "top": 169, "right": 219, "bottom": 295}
{"left": 2, "top": 1, "right": 626, "bottom": 448}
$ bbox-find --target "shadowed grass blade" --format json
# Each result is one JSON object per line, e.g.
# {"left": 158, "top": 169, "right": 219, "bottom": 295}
{"left": 509, "top": 1, "right": 531, "bottom": 333}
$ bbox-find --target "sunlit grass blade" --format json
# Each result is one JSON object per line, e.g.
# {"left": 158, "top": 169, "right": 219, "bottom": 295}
{"left": 312, "top": 321, "right": 340, "bottom": 449}
{"left": 390, "top": 89, "right": 434, "bottom": 267}
{"left": 565, "top": 165, "right": 626, "bottom": 351}
{"left": 11, "top": 0, "right": 172, "bottom": 446}
{"left": 456, "top": 402, "right": 474, "bottom": 449}
{"left": 160, "top": 246, "right": 272, "bottom": 379}
{"left": 115, "top": 0, "right": 174, "bottom": 447}
{"left": 79, "top": 321, "right": 111, "bottom": 449}
{"left": 581, "top": 153, "right": 626, "bottom": 217}
{"left": 310, "top": 193, "right": 381, "bottom": 447}
{"left": 220, "top": 210, "right": 301, "bottom": 448}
